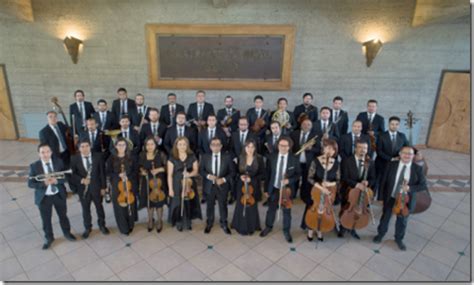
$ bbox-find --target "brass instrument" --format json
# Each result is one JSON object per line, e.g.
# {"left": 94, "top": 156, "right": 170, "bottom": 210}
{"left": 272, "top": 110, "right": 291, "bottom": 129}
{"left": 29, "top": 169, "right": 73, "bottom": 181}
{"left": 104, "top": 129, "right": 133, "bottom": 149}
{"left": 295, "top": 135, "right": 318, "bottom": 155}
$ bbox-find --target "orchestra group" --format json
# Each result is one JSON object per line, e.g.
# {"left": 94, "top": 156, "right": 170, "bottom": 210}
{"left": 28, "top": 88, "right": 428, "bottom": 252}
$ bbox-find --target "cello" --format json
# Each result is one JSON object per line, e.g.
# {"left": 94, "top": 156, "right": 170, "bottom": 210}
{"left": 240, "top": 171, "right": 255, "bottom": 217}
{"left": 117, "top": 163, "right": 135, "bottom": 216}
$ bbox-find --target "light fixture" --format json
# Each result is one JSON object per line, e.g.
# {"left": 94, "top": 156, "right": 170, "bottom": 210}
{"left": 63, "top": 36, "right": 83, "bottom": 64}
{"left": 362, "top": 39, "right": 383, "bottom": 67}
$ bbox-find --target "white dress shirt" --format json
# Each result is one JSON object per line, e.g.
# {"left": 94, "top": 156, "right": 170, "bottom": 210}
{"left": 391, "top": 161, "right": 412, "bottom": 197}
{"left": 274, "top": 153, "right": 289, "bottom": 188}
{"left": 41, "top": 160, "right": 57, "bottom": 196}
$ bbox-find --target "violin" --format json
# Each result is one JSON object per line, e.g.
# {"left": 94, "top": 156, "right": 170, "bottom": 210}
{"left": 180, "top": 170, "right": 195, "bottom": 217}
{"left": 250, "top": 109, "right": 269, "bottom": 133}
{"left": 117, "top": 163, "right": 135, "bottom": 215}
{"left": 148, "top": 161, "right": 166, "bottom": 203}
{"left": 368, "top": 122, "right": 377, "bottom": 152}
{"left": 277, "top": 173, "right": 293, "bottom": 221}
{"left": 50, "top": 97, "right": 77, "bottom": 154}
{"left": 240, "top": 173, "right": 256, "bottom": 209}
{"left": 393, "top": 179, "right": 410, "bottom": 217}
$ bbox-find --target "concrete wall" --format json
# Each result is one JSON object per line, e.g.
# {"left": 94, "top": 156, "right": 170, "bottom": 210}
{"left": 0, "top": 0, "right": 469, "bottom": 141}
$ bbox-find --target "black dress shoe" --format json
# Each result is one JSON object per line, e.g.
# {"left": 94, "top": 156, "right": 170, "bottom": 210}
{"left": 64, "top": 233, "right": 77, "bottom": 241}
{"left": 147, "top": 227, "right": 152, "bottom": 232}
{"left": 395, "top": 240, "right": 407, "bottom": 251}
{"left": 82, "top": 229, "right": 91, "bottom": 239}
{"left": 204, "top": 225, "right": 212, "bottom": 234}
{"left": 157, "top": 225, "right": 163, "bottom": 233}
{"left": 201, "top": 198, "right": 206, "bottom": 204}
{"left": 262, "top": 201, "right": 268, "bottom": 206}
{"left": 337, "top": 228, "right": 345, "bottom": 238}
{"left": 228, "top": 197, "right": 235, "bottom": 205}
{"left": 99, "top": 226, "right": 110, "bottom": 235}
{"left": 284, "top": 232, "right": 293, "bottom": 243}
{"left": 373, "top": 234, "right": 383, "bottom": 244}
{"left": 307, "top": 233, "right": 314, "bottom": 242}
{"left": 259, "top": 227, "right": 272, "bottom": 237}
{"left": 42, "top": 239, "right": 54, "bottom": 250}
{"left": 350, "top": 230, "right": 360, "bottom": 240}
{"left": 222, "top": 225, "right": 231, "bottom": 235}
{"left": 186, "top": 224, "right": 192, "bottom": 231}
{"left": 177, "top": 224, "right": 183, "bottom": 232}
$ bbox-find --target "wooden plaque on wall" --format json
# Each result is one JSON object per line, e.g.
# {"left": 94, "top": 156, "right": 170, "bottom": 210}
{"left": 145, "top": 24, "right": 295, "bottom": 90}
{"left": 427, "top": 70, "right": 470, "bottom": 153}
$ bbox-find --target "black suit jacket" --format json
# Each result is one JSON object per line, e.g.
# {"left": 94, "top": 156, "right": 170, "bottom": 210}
{"left": 379, "top": 161, "right": 427, "bottom": 204}
{"left": 265, "top": 153, "right": 301, "bottom": 195}
{"left": 246, "top": 108, "right": 270, "bottom": 138}
{"left": 293, "top": 104, "right": 318, "bottom": 126}
{"left": 116, "top": 128, "right": 141, "bottom": 155}
{"left": 136, "top": 105, "right": 151, "bottom": 124}
{"left": 217, "top": 108, "right": 240, "bottom": 132}
{"left": 230, "top": 130, "right": 258, "bottom": 159}
{"left": 111, "top": 99, "right": 139, "bottom": 126}
{"left": 39, "top": 123, "right": 70, "bottom": 157}
{"left": 376, "top": 131, "right": 410, "bottom": 163}
{"left": 186, "top": 102, "right": 215, "bottom": 121}
{"left": 330, "top": 109, "right": 349, "bottom": 135}
{"left": 312, "top": 119, "right": 340, "bottom": 139}
{"left": 338, "top": 133, "right": 372, "bottom": 161}
{"left": 199, "top": 153, "right": 236, "bottom": 194}
{"left": 69, "top": 101, "right": 95, "bottom": 133}
{"left": 79, "top": 129, "right": 110, "bottom": 154}
{"left": 340, "top": 155, "right": 376, "bottom": 196}
{"left": 93, "top": 111, "right": 117, "bottom": 131}
{"left": 290, "top": 129, "right": 319, "bottom": 164}
{"left": 69, "top": 153, "right": 106, "bottom": 197}
{"left": 139, "top": 122, "right": 167, "bottom": 147}
{"left": 198, "top": 127, "right": 228, "bottom": 155}
{"left": 163, "top": 125, "right": 197, "bottom": 155}
{"left": 263, "top": 133, "right": 281, "bottom": 156}
{"left": 356, "top": 112, "right": 385, "bottom": 136}
{"left": 159, "top": 103, "right": 185, "bottom": 126}
{"left": 28, "top": 159, "right": 67, "bottom": 206}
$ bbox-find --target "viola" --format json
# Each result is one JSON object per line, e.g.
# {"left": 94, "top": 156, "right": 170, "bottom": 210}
{"left": 393, "top": 180, "right": 410, "bottom": 217}
{"left": 240, "top": 174, "right": 256, "bottom": 207}
{"left": 117, "top": 163, "right": 135, "bottom": 213}
{"left": 149, "top": 161, "right": 166, "bottom": 203}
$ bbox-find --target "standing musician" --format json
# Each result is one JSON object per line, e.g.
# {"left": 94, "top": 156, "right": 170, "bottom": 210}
{"left": 106, "top": 137, "right": 139, "bottom": 235}
{"left": 39, "top": 111, "right": 72, "bottom": 168}
{"left": 28, "top": 143, "right": 76, "bottom": 250}
{"left": 200, "top": 137, "right": 235, "bottom": 235}
{"left": 293, "top": 92, "right": 318, "bottom": 128}
{"left": 79, "top": 117, "right": 110, "bottom": 159}
{"left": 167, "top": 137, "right": 202, "bottom": 231}
{"left": 338, "top": 140, "right": 376, "bottom": 239}
{"left": 139, "top": 108, "right": 167, "bottom": 152}
{"left": 111, "top": 87, "right": 139, "bottom": 127}
{"left": 69, "top": 89, "right": 95, "bottom": 136}
{"left": 159, "top": 93, "right": 185, "bottom": 127}
{"left": 94, "top": 99, "right": 117, "bottom": 131}
{"left": 264, "top": 121, "right": 283, "bottom": 157}
{"left": 356, "top": 99, "right": 385, "bottom": 142}
{"left": 117, "top": 115, "right": 141, "bottom": 156}
{"left": 330, "top": 96, "right": 349, "bottom": 136}
{"left": 338, "top": 120, "right": 371, "bottom": 161}
{"left": 373, "top": 146, "right": 427, "bottom": 251}
{"left": 260, "top": 136, "right": 301, "bottom": 243}
{"left": 139, "top": 137, "right": 168, "bottom": 233}
{"left": 305, "top": 139, "right": 339, "bottom": 241}
{"left": 163, "top": 112, "right": 197, "bottom": 156}
{"left": 135, "top": 93, "right": 150, "bottom": 130}
{"left": 313, "top": 106, "right": 340, "bottom": 141}
{"left": 231, "top": 139, "right": 265, "bottom": 236}
{"left": 70, "top": 140, "right": 109, "bottom": 239}
{"left": 247, "top": 95, "right": 270, "bottom": 141}
{"left": 271, "top": 98, "right": 296, "bottom": 135}
{"left": 186, "top": 90, "right": 215, "bottom": 131}
{"left": 217, "top": 95, "right": 241, "bottom": 137}
{"left": 198, "top": 114, "right": 228, "bottom": 156}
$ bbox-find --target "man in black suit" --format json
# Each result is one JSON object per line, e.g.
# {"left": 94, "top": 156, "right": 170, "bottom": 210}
{"left": 135, "top": 93, "right": 151, "bottom": 129}
{"left": 271, "top": 98, "right": 297, "bottom": 135}
{"left": 28, "top": 143, "right": 76, "bottom": 250}
{"left": 373, "top": 146, "right": 427, "bottom": 251}
{"left": 200, "top": 137, "right": 236, "bottom": 235}
{"left": 230, "top": 117, "right": 258, "bottom": 160}
{"left": 70, "top": 140, "right": 110, "bottom": 239}
{"left": 187, "top": 90, "right": 215, "bottom": 131}
{"left": 338, "top": 120, "right": 371, "bottom": 161}
{"left": 93, "top": 99, "right": 116, "bottom": 131}
{"left": 260, "top": 137, "right": 301, "bottom": 243}
{"left": 263, "top": 121, "right": 283, "bottom": 157}
{"left": 247, "top": 95, "right": 270, "bottom": 142}
{"left": 163, "top": 112, "right": 197, "bottom": 155}
{"left": 313, "top": 106, "right": 340, "bottom": 140}
{"left": 139, "top": 108, "right": 167, "bottom": 151}
{"left": 39, "top": 111, "right": 71, "bottom": 168}
{"left": 330, "top": 96, "right": 349, "bottom": 135}
{"left": 338, "top": 140, "right": 376, "bottom": 239}
{"left": 217, "top": 95, "right": 241, "bottom": 138}
{"left": 293, "top": 92, "right": 318, "bottom": 129}
{"left": 111, "top": 87, "right": 139, "bottom": 127}
{"left": 198, "top": 114, "right": 227, "bottom": 156}
{"left": 69, "top": 90, "right": 95, "bottom": 136}
{"left": 290, "top": 118, "right": 318, "bottom": 203}
{"left": 356, "top": 99, "right": 385, "bottom": 139}
{"left": 159, "top": 93, "right": 185, "bottom": 127}
{"left": 117, "top": 115, "right": 141, "bottom": 155}
{"left": 79, "top": 118, "right": 110, "bottom": 160}
{"left": 375, "top": 116, "right": 410, "bottom": 199}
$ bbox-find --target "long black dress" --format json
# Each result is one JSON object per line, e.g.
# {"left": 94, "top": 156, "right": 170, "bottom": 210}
{"left": 302, "top": 156, "right": 339, "bottom": 229}
{"left": 168, "top": 154, "right": 202, "bottom": 228}
{"left": 106, "top": 154, "right": 138, "bottom": 235}
{"left": 231, "top": 154, "right": 264, "bottom": 235}
{"left": 138, "top": 151, "right": 168, "bottom": 209}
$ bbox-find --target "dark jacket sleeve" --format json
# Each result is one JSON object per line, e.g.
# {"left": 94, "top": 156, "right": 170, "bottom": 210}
{"left": 410, "top": 164, "right": 427, "bottom": 193}
{"left": 28, "top": 163, "right": 45, "bottom": 190}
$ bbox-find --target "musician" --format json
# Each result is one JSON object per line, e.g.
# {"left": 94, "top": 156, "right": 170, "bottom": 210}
{"left": 338, "top": 120, "right": 371, "bottom": 161}
{"left": 111, "top": 87, "right": 139, "bottom": 127}
{"left": 70, "top": 140, "right": 109, "bottom": 239}
{"left": 247, "top": 95, "right": 270, "bottom": 140}
{"left": 135, "top": 93, "right": 150, "bottom": 130}
{"left": 106, "top": 137, "right": 138, "bottom": 235}
{"left": 117, "top": 115, "right": 141, "bottom": 156}
{"left": 93, "top": 99, "right": 117, "bottom": 131}
{"left": 306, "top": 139, "right": 339, "bottom": 241}
{"left": 230, "top": 117, "right": 258, "bottom": 160}
{"left": 293, "top": 92, "right": 318, "bottom": 128}
{"left": 139, "top": 108, "right": 167, "bottom": 151}
{"left": 217, "top": 95, "right": 240, "bottom": 137}
{"left": 231, "top": 139, "right": 265, "bottom": 236}
{"left": 330, "top": 96, "right": 349, "bottom": 135}
{"left": 313, "top": 106, "right": 340, "bottom": 141}
{"left": 198, "top": 114, "right": 227, "bottom": 156}
{"left": 263, "top": 121, "right": 282, "bottom": 156}
{"left": 271, "top": 98, "right": 296, "bottom": 135}
{"left": 290, "top": 118, "right": 318, "bottom": 203}
{"left": 138, "top": 137, "right": 168, "bottom": 232}
{"left": 39, "top": 111, "right": 71, "bottom": 168}
{"left": 79, "top": 118, "right": 110, "bottom": 158}
{"left": 159, "top": 93, "right": 185, "bottom": 127}
{"left": 355, "top": 99, "right": 385, "bottom": 139}
{"left": 338, "top": 140, "right": 376, "bottom": 239}
{"left": 200, "top": 137, "right": 235, "bottom": 234}
{"left": 260, "top": 137, "right": 301, "bottom": 243}
{"left": 186, "top": 90, "right": 215, "bottom": 130}
{"left": 69, "top": 89, "right": 95, "bottom": 136}
{"left": 28, "top": 143, "right": 76, "bottom": 250}
{"left": 167, "top": 137, "right": 202, "bottom": 231}
{"left": 163, "top": 112, "right": 197, "bottom": 156}
{"left": 373, "top": 146, "right": 427, "bottom": 251}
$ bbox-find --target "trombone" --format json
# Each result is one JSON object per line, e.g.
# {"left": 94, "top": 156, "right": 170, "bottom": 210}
{"left": 29, "top": 169, "right": 72, "bottom": 181}
{"left": 295, "top": 135, "right": 318, "bottom": 155}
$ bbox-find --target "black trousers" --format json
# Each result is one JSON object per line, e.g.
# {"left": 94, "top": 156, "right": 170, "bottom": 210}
{"left": 296, "top": 163, "right": 310, "bottom": 202}
{"left": 377, "top": 198, "right": 408, "bottom": 241}
{"left": 79, "top": 191, "right": 106, "bottom": 230}
{"left": 38, "top": 194, "right": 71, "bottom": 241}
{"left": 265, "top": 188, "right": 292, "bottom": 233}
{"left": 206, "top": 185, "right": 229, "bottom": 226}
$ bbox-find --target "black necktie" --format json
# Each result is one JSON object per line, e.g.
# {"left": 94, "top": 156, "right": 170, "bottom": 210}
{"left": 323, "top": 122, "right": 327, "bottom": 133}
{"left": 179, "top": 128, "right": 183, "bottom": 137}
{"left": 54, "top": 125, "right": 67, "bottom": 151}
{"left": 90, "top": 132, "right": 94, "bottom": 146}
{"left": 240, "top": 133, "right": 245, "bottom": 145}
{"left": 123, "top": 131, "right": 128, "bottom": 139}
{"left": 358, "top": 159, "right": 364, "bottom": 179}
{"left": 121, "top": 101, "right": 125, "bottom": 115}
{"left": 101, "top": 113, "right": 105, "bottom": 129}
{"left": 300, "top": 132, "right": 307, "bottom": 145}
{"left": 209, "top": 129, "right": 214, "bottom": 141}
{"left": 214, "top": 155, "right": 219, "bottom": 176}
{"left": 45, "top": 162, "right": 59, "bottom": 194}
{"left": 85, "top": 156, "right": 92, "bottom": 172}
{"left": 391, "top": 134, "right": 397, "bottom": 153}
{"left": 171, "top": 105, "right": 175, "bottom": 117}
{"left": 393, "top": 165, "right": 407, "bottom": 197}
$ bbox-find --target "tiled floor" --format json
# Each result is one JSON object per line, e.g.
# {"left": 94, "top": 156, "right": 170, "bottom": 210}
{"left": 0, "top": 140, "right": 470, "bottom": 281}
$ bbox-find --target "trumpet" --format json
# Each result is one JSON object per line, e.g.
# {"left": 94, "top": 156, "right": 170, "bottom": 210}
{"left": 295, "top": 135, "right": 318, "bottom": 155}
{"left": 29, "top": 169, "right": 72, "bottom": 181}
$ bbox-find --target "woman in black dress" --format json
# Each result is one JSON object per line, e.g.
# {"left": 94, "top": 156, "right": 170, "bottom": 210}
{"left": 106, "top": 137, "right": 138, "bottom": 235}
{"left": 139, "top": 137, "right": 167, "bottom": 232}
{"left": 167, "top": 137, "right": 202, "bottom": 231}
{"left": 306, "top": 138, "right": 339, "bottom": 241}
{"left": 231, "top": 139, "right": 264, "bottom": 235}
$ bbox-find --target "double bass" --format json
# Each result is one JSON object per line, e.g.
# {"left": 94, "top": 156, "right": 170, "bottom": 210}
{"left": 50, "top": 97, "right": 77, "bottom": 153}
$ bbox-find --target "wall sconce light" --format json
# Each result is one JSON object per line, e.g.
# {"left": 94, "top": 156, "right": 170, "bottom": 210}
{"left": 63, "top": 36, "right": 83, "bottom": 64}
{"left": 362, "top": 39, "right": 383, "bottom": 67}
